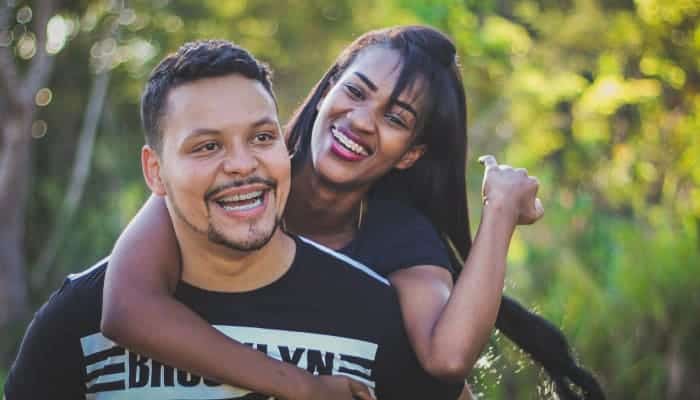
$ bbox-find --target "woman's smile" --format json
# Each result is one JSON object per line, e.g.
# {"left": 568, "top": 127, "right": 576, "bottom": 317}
{"left": 330, "top": 125, "right": 371, "bottom": 161}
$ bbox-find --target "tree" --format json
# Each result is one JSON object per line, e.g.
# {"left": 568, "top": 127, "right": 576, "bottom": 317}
{"left": 0, "top": 0, "right": 57, "bottom": 340}
{"left": 0, "top": 1, "right": 120, "bottom": 362}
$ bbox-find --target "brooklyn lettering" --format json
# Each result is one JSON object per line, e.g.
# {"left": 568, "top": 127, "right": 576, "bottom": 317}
{"left": 80, "top": 327, "right": 378, "bottom": 397}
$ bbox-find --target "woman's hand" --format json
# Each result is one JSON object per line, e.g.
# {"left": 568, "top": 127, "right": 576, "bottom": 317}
{"left": 478, "top": 154, "right": 544, "bottom": 226}
{"left": 306, "top": 375, "right": 374, "bottom": 400}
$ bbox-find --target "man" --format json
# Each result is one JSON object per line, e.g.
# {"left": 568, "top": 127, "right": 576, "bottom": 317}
{"left": 4, "top": 40, "right": 459, "bottom": 399}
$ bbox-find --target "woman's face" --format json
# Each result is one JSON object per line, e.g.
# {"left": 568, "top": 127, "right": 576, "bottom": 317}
{"left": 309, "top": 46, "right": 427, "bottom": 190}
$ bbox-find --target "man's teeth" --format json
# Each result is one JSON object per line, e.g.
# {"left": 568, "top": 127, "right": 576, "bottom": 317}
{"left": 217, "top": 191, "right": 263, "bottom": 202}
{"left": 332, "top": 128, "right": 369, "bottom": 156}
{"left": 215, "top": 191, "right": 265, "bottom": 212}
{"left": 222, "top": 197, "right": 263, "bottom": 212}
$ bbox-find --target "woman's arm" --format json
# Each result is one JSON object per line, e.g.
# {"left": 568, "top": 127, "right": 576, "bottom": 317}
{"left": 101, "top": 195, "right": 370, "bottom": 400}
{"left": 389, "top": 203, "right": 515, "bottom": 382}
{"left": 388, "top": 157, "right": 543, "bottom": 382}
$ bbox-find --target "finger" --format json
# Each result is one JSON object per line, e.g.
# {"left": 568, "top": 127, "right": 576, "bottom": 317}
{"left": 533, "top": 197, "right": 545, "bottom": 221}
{"left": 349, "top": 380, "right": 375, "bottom": 400}
{"left": 478, "top": 154, "right": 498, "bottom": 169}
{"left": 515, "top": 167, "right": 528, "bottom": 176}
{"left": 351, "top": 390, "right": 375, "bottom": 400}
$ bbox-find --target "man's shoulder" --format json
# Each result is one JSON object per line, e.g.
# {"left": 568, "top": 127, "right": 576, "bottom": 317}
{"left": 291, "top": 236, "right": 401, "bottom": 324}
{"left": 60, "top": 256, "right": 109, "bottom": 305}
{"left": 36, "top": 256, "right": 108, "bottom": 332}
{"left": 4, "top": 257, "right": 109, "bottom": 399}
{"left": 295, "top": 236, "right": 390, "bottom": 286}
{"left": 66, "top": 255, "right": 109, "bottom": 283}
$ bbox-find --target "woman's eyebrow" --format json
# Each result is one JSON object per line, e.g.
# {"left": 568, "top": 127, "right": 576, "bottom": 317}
{"left": 354, "top": 71, "right": 417, "bottom": 118}
{"left": 392, "top": 100, "right": 417, "bottom": 118}
{"left": 354, "top": 72, "right": 378, "bottom": 91}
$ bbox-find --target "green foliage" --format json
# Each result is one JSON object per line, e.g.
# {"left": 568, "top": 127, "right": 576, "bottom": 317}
{"left": 412, "top": 0, "right": 700, "bottom": 398}
{"left": 2, "top": 0, "right": 698, "bottom": 398}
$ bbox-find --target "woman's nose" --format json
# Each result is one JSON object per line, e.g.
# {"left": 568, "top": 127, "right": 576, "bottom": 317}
{"left": 346, "top": 106, "right": 375, "bottom": 134}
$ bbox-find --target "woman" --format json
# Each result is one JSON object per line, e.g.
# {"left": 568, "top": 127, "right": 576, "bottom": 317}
{"left": 102, "top": 26, "right": 604, "bottom": 399}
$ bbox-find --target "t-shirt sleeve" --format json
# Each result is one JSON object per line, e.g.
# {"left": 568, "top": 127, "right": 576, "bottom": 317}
{"left": 4, "top": 279, "right": 85, "bottom": 399}
{"left": 354, "top": 199, "right": 454, "bottom": 277}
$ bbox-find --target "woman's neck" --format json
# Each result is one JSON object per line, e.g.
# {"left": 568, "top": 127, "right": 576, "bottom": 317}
{"left": 284, "top": 160, "right": 367, "bottom": 250}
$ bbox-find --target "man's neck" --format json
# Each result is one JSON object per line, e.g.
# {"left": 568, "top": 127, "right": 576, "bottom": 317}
{"left": 177, "top": 228, "right": 296, "bottom": 293}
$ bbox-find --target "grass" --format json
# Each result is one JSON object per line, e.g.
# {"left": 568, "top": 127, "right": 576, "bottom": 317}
{"left": 0, "top": 368, "right": 5, "bottom": 396}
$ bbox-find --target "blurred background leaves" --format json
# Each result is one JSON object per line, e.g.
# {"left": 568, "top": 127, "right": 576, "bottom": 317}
{"left": 0, "top": 0, "right": 698, "bottom": 398}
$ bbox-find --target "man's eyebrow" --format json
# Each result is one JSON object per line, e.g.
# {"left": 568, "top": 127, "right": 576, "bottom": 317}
{"left": 251, "top": 116, "right": 278, "bottom": 128}
{"left": 354, "top": 72, "right": 378, "bottom": 91}
{"left": 184, "top": 128, "right": 220, "bottom": 139}
{"left": 184, "top": 117, "right": 277, "bottom": 139}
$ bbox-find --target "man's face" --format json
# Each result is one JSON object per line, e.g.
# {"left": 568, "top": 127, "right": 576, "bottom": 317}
{"left": 143, "top": 74, "right": 290, "bottom": 252}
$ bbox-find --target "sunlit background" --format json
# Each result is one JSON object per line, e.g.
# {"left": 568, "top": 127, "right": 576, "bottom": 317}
{"left": 0, "top": 0, "right": 698, "bottom": 398}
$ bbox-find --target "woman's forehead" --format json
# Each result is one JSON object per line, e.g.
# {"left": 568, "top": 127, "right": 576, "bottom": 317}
{"left": 349, "top": 46, "right": 402, "bottom": 76}
{"left": 344, "top": 46, "right": 426, "bottom": 107}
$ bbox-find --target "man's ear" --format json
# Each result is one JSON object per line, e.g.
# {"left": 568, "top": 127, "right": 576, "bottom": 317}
{"left": 395, "top": 144, "right": 427, "bottom": 170}
{"left": 142, "top": 145, "right": 167, "bottom": 196}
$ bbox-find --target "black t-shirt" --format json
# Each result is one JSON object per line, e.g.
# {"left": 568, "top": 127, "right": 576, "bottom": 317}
{"left": 342, "top": 197, "right": 453, "bottom": 277}
{"left": 5, "top": 236, "right": 460, "bottom": 400}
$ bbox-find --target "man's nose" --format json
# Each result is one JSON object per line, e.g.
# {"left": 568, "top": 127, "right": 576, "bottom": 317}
{"left": 221, "top": 145, "right": 259, "bottom": 176}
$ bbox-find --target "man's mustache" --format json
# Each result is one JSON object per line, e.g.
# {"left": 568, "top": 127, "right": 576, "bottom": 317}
{"left": 204, "top": 177, "right": 277, "bottom": 202}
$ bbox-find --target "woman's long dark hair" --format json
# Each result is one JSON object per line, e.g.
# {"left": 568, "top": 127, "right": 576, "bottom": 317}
{"left": 286, "top": 25, "right": 605, "bottom": 400}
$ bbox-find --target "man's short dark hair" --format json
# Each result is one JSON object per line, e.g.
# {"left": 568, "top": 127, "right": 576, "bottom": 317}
{"left": 141, "top": 39, "right": 275, "bottom": 153}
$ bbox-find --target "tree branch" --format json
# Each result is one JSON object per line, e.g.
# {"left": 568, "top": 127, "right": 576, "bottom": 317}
{"left": 31, "top": 65, "right": 112, "bottom": 289}
{"left": 22, "top": 0, "right": 57, "bottom": 102}
{"left": 0, "top": 1, "right": 19, "bottom": 101}
{"left": 0, "top": 0, "right": 11, "bottom": 29}
{"left": 30, "top": 8, "right": 125, "bottom": 288}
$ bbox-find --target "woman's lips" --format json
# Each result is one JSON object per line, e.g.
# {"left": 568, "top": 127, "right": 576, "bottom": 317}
{"left": 329, "top": 126, "right": 370, "bottom": 161}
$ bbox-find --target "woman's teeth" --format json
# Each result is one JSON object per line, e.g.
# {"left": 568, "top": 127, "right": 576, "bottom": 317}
{"left": 332, "top": 128, "right": 369, "bottom": 156}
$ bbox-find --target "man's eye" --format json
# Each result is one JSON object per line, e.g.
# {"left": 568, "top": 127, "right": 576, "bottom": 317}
{"left": 253, "top": 132, "right": 275, "bottom": 143}
{"left": 195, "top": 142, "right": 219, "bottom": 152}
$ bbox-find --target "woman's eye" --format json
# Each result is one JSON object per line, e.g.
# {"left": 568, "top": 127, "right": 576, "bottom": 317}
{"left": 386, "top": 113, "right": 408, "bottom": 128}
{"left": 344, "top": 84, "right": 364, "bottom": 99}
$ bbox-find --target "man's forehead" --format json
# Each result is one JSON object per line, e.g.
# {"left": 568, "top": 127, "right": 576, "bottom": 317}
{"left": 162, "top": 74, "right": 278, "bottom": 137}
{"left": 167, "top": 74, "right": 275, "bottom": 111}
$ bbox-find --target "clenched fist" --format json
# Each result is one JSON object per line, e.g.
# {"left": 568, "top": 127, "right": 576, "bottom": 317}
{"left": 478, "top": 155, "right": 544, "bottom": 226}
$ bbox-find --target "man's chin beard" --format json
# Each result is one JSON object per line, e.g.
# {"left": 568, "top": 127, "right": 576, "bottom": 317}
{"left": 207, "top": 217, "right": 281, "bottom": 252}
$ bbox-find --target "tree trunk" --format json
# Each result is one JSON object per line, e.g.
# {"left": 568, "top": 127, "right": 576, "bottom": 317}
{"left": 0, "top": 109, "right": 33, "bottom": 335}
{"left": 32, "top": 67, "right": 113, "bottom": 289}
{"left": 0, "top": 1, "right": 57, "bottom": 354}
